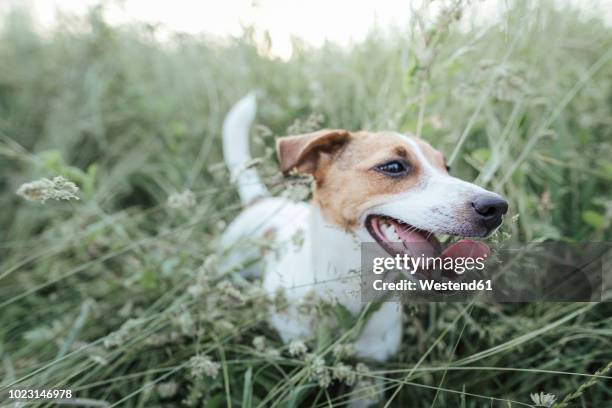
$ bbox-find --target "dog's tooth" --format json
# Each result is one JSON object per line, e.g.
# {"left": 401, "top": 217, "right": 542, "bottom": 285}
{"left": 381, "top": 224, "right": 402, "bottom": 242}
{"left": 392, "top": 226, "right": 402, "bottom": 240}
{"left": 381, "top": 224, "right": 396, "bottom": 239}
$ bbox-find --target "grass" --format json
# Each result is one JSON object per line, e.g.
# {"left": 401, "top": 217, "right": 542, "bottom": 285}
{"left": 1, "top": 0, "right": 611, "bottom": 407}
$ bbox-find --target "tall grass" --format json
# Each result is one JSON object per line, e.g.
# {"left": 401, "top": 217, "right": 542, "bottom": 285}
{"left": 1, "top": 1, "right": 611, "bottom": 407}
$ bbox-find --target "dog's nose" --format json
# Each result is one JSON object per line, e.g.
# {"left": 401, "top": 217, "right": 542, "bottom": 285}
{"left": 471, "top": 195, "right": 508, "bottom": 231}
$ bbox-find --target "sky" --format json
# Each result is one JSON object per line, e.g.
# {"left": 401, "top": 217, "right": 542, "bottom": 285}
{"left": 1, "top": 0, "right": 610, "bottom": 59}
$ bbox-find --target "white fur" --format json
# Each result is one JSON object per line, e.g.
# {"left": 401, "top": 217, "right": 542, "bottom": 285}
{"left": 219, "top": 194, "right": 402, "bottom": 361}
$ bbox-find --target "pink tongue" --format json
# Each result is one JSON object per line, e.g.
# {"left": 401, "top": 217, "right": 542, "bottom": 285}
{"left": 441, "top": 239, "right": 490, "bottom": 260}
{"left": 393, "top": 221, "right": 435, "bottom": 257}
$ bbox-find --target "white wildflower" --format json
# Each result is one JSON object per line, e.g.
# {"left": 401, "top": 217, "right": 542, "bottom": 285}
{"left": 332, "top": 363, "right": 356, "bottom": 386}
{"left": 156, "top": 381, "right": 178, "bottom": 398}
{"left": 298, "top": 290, "right": 319, "bottom": 315}
{"left": 247, "top": 285, "right": 268, "bottom": 303}
{"left": 188, "top": 261, "right": 214, "bottom": 297}
{"left": 254, "top": 124, "right": 273, "bottom": 140}
{"left": 264, "top": 348, "right": 281, "bottom": 359}
{"left": 274, "top": 288, "right": 289, "bottom": 311}
{"left": 354, "top": 377, "right": 382, "bottom": 405}
{"left": 316, "top": 370, "right": 331, "bottom": 388}
{"left": 287, "top": 113, "right": 325, "bottom": 135}
{"left": 252, "top": 336, "right": 266, "bottom": 351}
{"left": 230, "top": 158, "right": 264, "bottom": 184}
{"left": 187, "top": 283, "right": 205, "bottom": 297}
{"left": 332, "top": 343, "right": 356, "bottom": 360}
{"left": 530, "top": 392, "right": 557, "bottom": 407}
{"left": 217, "top": 281, "right": 245, "bottom": 305}
{"left": 288, "top": 340, "right": 308, "bottom": 357}
{"left": 103, "top": 331, "right": 125, "bottom": 349}
{"left": 167, "top": 189, "right": 196, "bottom": 209}
{"left": 214, "top": 320, "right": 235, "bottom": 333}
{"left": 103, "top": 318, "right": 144, "bottom": 349}
{"left": 88, "top": 355, "right": 109, "bottom": 366}
{"left": 282, "top": 183, "right": 311, "bottom": 201}
{"left": 189, "top": 355, "right": 220, "bottom": 379}
{"left": 17, "top": 176, "right": 79, "bottom": 203}
{"left": 356, "top": 363, "right": 371, "bottom": 375}
{"left": 144, "top": 331, "right": 183, "bottom": 346}
{"left": 353, "top": 363, "right": 381, "bottom": 405}
{"left": 304, "top": 353, "right": 331, "bottom": 388}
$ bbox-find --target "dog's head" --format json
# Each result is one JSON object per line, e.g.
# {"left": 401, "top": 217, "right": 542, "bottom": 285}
{"left": 277, "top": 129, "right": 508, "bottom": 263}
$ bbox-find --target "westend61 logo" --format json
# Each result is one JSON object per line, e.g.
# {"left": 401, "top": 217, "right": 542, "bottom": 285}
{"left": 360, "top": 242, "right": 609, "bottom": 303}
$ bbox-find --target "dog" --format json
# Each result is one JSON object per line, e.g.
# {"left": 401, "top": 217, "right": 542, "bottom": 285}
{"left": 219, "top": 93, "right": 507, "bottom": 400}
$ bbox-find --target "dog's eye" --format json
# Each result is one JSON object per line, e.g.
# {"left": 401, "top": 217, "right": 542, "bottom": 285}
{"left": 375, "top": 160, "right": 410, "bottom": 176}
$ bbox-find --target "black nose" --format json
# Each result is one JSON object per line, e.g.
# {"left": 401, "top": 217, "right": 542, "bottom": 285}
{"left": 471, "top": 196, "right": 508, "bottom": 231}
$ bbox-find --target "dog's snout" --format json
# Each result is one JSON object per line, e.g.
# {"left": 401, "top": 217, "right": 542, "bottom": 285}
{"left": 471, "top": 195, "right": 508, "bottom": 231}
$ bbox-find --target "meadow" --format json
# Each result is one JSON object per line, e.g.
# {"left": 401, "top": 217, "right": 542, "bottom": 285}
{"left": 1, "top": 1, "right": 611, "bottom": 406}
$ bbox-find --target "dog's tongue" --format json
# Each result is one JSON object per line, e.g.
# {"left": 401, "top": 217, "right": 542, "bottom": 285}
{"left": 390, "top": 220, "right": 490, "bottom": 275}
{"left": 441, "top": 239, "right": 490, "bottom": 260}
{"left": 394, "top": 222, "right": 437, "bottom": 257}
{"left": 440, "top": 240, "right": 489, "bottom": 278}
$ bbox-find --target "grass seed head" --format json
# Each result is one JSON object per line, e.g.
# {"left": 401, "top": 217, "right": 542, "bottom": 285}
{"left": 156, "top": 381, "right": 178, "bottom": 399}
{"left": 16, "top": 176, "right": 79, "bottom": 203}
{"left": 167, "top": 189, "right": 196, "bottom": 209}
{"left": 332, "top": 343, "right": 357, "bottom": 360}
{"left": 288, "top": 340, "right": 308, "bottom": 357}
{"left": 189, "top": 355, "right": 220, "bottom": 379}
{"left": 252, "top": 336, "right": 266, "bottom": 351}
{"left": 332, "top": 363, "right": 356, "bottom": 386}
{"left": 304, "top": 353, "right": 331, "bottom": 388}
{"left": 530, "top": 391, "right": 557, "bottom": 407}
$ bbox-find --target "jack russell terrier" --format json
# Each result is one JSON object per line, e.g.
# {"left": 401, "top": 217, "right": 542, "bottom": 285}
{"left": 219, "top": 93, "right": 507, "bottom": 372}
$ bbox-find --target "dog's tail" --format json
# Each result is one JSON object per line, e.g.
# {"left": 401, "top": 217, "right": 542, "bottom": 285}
{"left": 222, "top": 92, "right": 268, "bottom": 204}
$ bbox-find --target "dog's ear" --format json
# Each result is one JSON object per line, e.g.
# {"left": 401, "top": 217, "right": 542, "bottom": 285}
{"left": 276, "top": 129, "right": 350, "bottom": 175}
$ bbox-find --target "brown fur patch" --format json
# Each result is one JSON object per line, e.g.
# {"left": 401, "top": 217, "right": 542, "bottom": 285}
{"left": 312, "top": 132, "right": 445, "bottom": 229}
{"left": 276, "top": 129, "right": 350, "bottom": 174}
{"left": 276, "top": 130, "right": 449, "bottom": 231}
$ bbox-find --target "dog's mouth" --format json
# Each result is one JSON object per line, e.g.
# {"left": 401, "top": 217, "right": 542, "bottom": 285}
{"left": 365, "top": 214, "right": 490, "bottom": 279}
